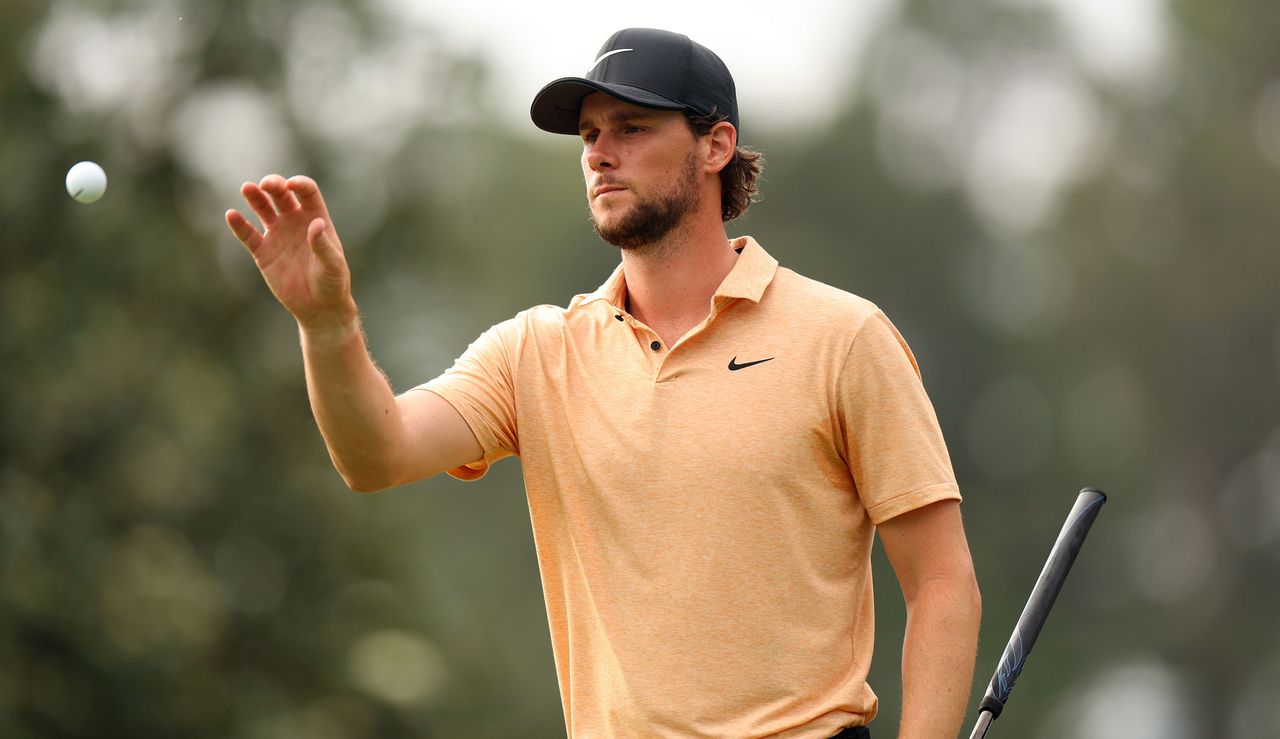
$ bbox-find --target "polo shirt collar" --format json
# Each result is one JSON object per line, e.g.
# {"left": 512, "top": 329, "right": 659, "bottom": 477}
{"left": 576, "top": 236, "right": 779, "bottom": 311}
{"left": 716, "top": 236, "right": 778, "bottom": 303}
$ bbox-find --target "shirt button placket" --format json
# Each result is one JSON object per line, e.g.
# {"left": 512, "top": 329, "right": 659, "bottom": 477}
{"left": 649, "top": 338, "right": 666, "bottom": 383}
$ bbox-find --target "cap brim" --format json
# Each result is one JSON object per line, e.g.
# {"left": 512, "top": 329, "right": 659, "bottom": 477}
{"left": 530, "top": 77, "right": 689, "bottom": 135}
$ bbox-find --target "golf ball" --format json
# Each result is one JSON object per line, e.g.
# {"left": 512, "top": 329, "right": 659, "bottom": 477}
{"left": 66, "top": 161, "right": 107, "bottom": 204}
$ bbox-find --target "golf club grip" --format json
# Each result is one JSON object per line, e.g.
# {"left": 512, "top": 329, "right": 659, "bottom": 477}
{"left": 973, "top": 487, "right": 1107, "bottom": 731}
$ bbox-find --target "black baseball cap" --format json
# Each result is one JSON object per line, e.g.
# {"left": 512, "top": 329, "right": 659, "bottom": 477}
{"left": 530, "top": 28, "right": 739, "bottom": 137}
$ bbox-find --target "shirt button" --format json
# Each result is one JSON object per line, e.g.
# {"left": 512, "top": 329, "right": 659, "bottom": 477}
{"left": 650, "top": 340, "right": 661, "bottom": 351}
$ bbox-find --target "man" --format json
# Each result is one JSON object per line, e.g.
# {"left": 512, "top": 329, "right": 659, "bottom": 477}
{"left": 225, "top": 28, "right": 980, "bottom": 739}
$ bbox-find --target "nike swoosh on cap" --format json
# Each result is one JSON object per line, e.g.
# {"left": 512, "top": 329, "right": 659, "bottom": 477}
{"left": 588, "top": 48, "right": 634, "bottom": 73}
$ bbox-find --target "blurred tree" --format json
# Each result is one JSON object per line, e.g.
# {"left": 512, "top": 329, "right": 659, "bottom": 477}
{"left": 2, "top": 1, "right": 564, "bottom": 737}
{"left": 833, "top": 1, "right": 1280, "bottom": 737}
{"left": 3, "top": 0, "right": 1278, "bottom": 737}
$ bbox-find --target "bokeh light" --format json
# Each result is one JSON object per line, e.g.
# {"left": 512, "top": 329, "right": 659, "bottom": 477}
{"left": 4, "top": 0, "right": 1278, "bottom": 736}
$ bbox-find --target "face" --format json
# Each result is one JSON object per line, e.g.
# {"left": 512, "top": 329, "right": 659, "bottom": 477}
{"left": 578, "top": 93, "right": 702, "bottom": 251}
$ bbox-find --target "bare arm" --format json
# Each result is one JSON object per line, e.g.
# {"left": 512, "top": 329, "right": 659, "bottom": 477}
{"left": 226, "top": 174, "right": 481, "bottom": 491}
{"left": 878, "top": 499, "right": 982, "bottom": 739}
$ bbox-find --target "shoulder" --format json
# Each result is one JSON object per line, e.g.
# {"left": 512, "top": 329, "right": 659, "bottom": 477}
{"left": 492, "top": 303, "right": 570, "bottom": 342}
{"left": 505, "top": 300, "right": 611, "bottom": 341}
{"left": 766, "top": 266, "right": 882, "bottom": 331}
{"left": 518, "top": 303, "right": 572, "bottom": 326}
{"left": 479, "top": 285, "right": 620, "bottom": 350}
{"left": 462, "top": 304, "right": 563, "bottom": 352}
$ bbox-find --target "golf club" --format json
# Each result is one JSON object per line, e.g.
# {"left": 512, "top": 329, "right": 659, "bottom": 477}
{"left": 969, "top": 487, "right": 1108, "bottom": 739}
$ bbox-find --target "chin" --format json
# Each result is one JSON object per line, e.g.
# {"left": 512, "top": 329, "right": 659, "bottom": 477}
{"left": 590, "top": 205, "right": 626, "bottom": 228}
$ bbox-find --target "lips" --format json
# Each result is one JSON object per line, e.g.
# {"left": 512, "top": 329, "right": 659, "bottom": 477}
{"left": 593, "top": 184, "right": 626, "bottom": 200}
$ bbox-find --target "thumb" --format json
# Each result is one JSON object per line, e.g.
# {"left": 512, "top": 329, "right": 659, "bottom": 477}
{"left": 307, "top": 218, "right": 345, "bottom": 272}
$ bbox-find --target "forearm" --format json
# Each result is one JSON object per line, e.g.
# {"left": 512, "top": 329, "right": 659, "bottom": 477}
{"left": 899, "top": 575, "right": 982, "bottom": 739}
{"left": 299, "top": 312, "right": 406, "bottom": 491}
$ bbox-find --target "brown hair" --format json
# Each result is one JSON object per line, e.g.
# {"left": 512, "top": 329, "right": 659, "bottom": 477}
{"left": 686, "top": 112, "right": 765, "bottom": 222}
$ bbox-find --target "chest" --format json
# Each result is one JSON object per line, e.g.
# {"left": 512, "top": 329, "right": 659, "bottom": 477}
{"left": 510, "top": 312, "right": 863, "bottom": 554}
{"left": 514, "top": 311, "right": 846, "bottom": 472}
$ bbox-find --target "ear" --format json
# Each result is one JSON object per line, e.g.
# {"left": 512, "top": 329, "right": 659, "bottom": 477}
{"left": 703, "top": 121, "right": 737, "bottom": 174}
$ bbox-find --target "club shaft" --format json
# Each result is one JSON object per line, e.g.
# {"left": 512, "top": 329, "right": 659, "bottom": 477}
{"left": 970, "top": 487, "right": 1107, "bottom": 734}
{"left": 969, "top": 710, "right": 993, "bottom": 739}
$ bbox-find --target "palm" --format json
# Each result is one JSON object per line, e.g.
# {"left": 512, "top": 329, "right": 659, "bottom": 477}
{"left": 226, "top": 175, "right": 352, "bottom": 326}
{"left": 257, "top": 209, "right": 338, "bottom": 318}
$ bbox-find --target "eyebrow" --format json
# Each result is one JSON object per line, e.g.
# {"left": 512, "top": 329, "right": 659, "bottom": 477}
{"left": 578, "top": 109, "right": 659, "bottom": 133}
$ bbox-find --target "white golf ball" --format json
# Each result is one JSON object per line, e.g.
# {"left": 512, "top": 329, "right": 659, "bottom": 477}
{"left": 66, "top": 161, "right": 107, "bottom": 204}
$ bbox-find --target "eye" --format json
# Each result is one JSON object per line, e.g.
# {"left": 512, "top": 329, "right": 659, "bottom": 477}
{"left": 625, "top": 125, "right": 645, "bottom": 134}
{"left": 581, "top": 131, "right": 598, "bottom": 145}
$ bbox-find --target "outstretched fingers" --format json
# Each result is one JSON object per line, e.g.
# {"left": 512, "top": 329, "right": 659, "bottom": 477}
{"left": 260, "top": 173, "right": 301, "bottom": 213}
{"left": 225, "top": 209, "right": 264, "bottom": 253}
{"left": 230, "top": 173, "right": 334, "bottom": 267}
{"left": 240, "top": 180, "right": 280, "bottom": 228}
{"left": 288, "top": 175, "right": 329, "bottom": 213}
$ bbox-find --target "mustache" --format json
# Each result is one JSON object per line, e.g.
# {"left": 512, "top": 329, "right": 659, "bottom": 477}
{"left": 589, "top": 178, "right": 630, "bottom": 200}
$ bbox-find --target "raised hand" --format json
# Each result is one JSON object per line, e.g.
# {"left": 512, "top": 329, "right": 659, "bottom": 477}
{"left": 225, "top": 175, "right": 357, "bottom": 334}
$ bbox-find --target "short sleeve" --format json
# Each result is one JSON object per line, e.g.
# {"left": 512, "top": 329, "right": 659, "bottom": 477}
{"left": 412, "top": 317, "right": 522, "bottom": 481}
{"left": 837, "top": 310, "right": 961, "bottom": 524}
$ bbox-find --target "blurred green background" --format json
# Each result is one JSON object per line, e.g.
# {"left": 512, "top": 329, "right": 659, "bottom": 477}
{"left": 3, "top": 0, "right": 1279, "bottom": 737}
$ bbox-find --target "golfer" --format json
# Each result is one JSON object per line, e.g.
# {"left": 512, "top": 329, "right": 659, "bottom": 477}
{"left": 226, "top": 28, "right": 981, "bottom": 739}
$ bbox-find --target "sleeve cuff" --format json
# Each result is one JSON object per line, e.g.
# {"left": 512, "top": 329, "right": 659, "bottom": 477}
{"left": 865, "top": 482, "right": 962, "bottom": 526}
{"left": 411, "top": 387, "right": 512, "bottom": 482}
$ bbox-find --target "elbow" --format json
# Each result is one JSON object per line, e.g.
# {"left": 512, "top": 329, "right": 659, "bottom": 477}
{"left": 337, "top": 464, "right": 399, "bottom": 494}
{"left": 968, "top": 572, "right": 983, "bottom": 625}
{"left": 344, "top": 476, "right": 388, "bottom": 494}
{"left": 908, "top": 566, "right": 983, "bottom": 623}
{"left": 337, "top": 455, "right": 442, "bottom": 492}
{"left": 954, "top": 560, "right": 983, "bottom": 620}
{"left": 960, "top": 566, "right": 983, "bottom": 634}
{"left": 329, "top": 445, "right": 409, "bottom": 493}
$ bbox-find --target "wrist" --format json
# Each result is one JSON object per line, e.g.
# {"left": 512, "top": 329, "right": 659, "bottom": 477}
{"left": 298, "top": 304, "right": 362, "bottom": 349}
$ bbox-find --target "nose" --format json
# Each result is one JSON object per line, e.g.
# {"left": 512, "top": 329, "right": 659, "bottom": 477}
{"left": 584, "top": 135, "right": 618, "bottom": 172}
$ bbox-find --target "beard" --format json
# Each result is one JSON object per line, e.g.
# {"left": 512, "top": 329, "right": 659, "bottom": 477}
{"left": 590, "top": 154, "right": 701, "bottom": 251}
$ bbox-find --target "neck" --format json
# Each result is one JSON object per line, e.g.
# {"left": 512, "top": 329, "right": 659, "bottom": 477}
{"left": 620, "top": 215, "right": 737, "bottom": 345}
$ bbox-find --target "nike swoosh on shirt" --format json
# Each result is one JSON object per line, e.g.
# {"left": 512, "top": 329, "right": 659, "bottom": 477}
{"left": 728, "top": 356, "right": 775, "bottom": 371}
{"left": 588, "top": 48, "right": 634, "bottom": 73}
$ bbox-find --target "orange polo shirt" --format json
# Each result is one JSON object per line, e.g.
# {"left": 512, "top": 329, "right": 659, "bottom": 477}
{"left": 417, "top": 236, "right": 960, "bottom": 738}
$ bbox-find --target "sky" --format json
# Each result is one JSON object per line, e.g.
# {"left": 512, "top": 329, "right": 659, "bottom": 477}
{"left": 373, "top": 0, "right": 1169, "bottom": 136}
{"left": 25, "top": 0, "right": 1172, "bottom": 242}
{"left": 373, "top": 0, "right": 898, "bottom": 135}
